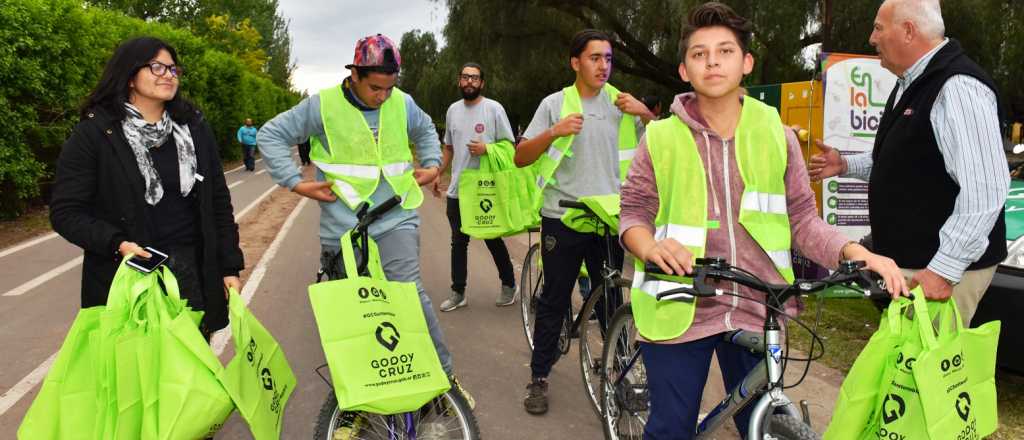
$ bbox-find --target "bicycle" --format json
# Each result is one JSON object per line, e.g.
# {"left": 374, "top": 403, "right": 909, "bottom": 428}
{"left": 518, "top": 198, "right": 632, "bottom": 418}
{"left": 311, "top": 195, "right": 480, "bottom": 440}
{"left": 600, "top": 257, "right": 897, "bottom": 440}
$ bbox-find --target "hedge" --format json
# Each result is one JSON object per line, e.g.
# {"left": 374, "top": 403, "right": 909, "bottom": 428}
{"left": 0, "top": 0, "right": 299, "bottom": 218}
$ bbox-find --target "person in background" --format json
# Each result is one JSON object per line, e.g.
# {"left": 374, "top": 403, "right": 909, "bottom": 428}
{"left": 237, "top": 118, "right": 258, "bottom": 171}
{"left": 434, "top": 62, "right": 519, "bottom": 311}
{"left": 809, "top": 0, "right": 1008, "bottom": 327}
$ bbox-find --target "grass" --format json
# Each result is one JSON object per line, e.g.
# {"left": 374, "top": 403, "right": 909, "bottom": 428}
{"left": 0, "top": 206, "right": 52, "bottom": 250}
{"left": 788, "top": 295, "right": 1023, "bottom": 438}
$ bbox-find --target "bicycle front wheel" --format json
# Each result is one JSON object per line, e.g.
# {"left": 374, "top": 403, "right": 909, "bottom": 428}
{"left": 577, "top": 280, "right": 624, "bottom": 419}
{"left": 764, "top": 414, "right": 820, "bottom": 440}
{"left": 520, "top": 242, "right": 543, "bottom": 351}
{"left": 313, "top": 390, "right": 480, "bottom": 440}
{"left": 600, "top": 304, "right": 649, "bottom": 440}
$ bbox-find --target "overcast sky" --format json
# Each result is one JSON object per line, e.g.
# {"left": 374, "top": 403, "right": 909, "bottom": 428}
{"left": 278, "top": 0, "right": 448, "bottom": 94}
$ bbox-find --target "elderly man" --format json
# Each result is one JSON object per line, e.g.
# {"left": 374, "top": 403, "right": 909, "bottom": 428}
{"left": 810, "top": 0, "right": 1008, "bottom": 326}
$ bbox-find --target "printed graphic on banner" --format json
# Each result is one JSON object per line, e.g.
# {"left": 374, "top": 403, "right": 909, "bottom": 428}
{"left": 821, "top": 53, "right": 897, "bottom": 241}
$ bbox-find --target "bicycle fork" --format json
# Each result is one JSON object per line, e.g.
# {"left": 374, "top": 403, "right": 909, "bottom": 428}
{"left": 694, "top": 326, "right": 802, "bottom": 439}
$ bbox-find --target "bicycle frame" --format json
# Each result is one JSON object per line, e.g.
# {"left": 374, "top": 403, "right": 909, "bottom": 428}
{"left": 567, "top": 219, "right": 624, "bottom": 339}
{"left": 609, "top": 259, "right": 890, "bottom": 439}
{"left": 692, "top": 328, "right": 803, "bottom": 439}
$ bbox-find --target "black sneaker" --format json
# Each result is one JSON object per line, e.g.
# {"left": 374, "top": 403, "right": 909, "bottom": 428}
{"left": 523, "top": 377, "right": 549, "bottom": 415}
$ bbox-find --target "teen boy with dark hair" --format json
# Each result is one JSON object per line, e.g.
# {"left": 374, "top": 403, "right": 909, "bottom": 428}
{"left": 619, "top": 4, "right": 907, "bottom": 438}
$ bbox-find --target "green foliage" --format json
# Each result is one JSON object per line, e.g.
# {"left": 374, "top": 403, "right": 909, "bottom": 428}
{"left": 0, "top": 0, "right": 298, "bottom": 218}
{"left": 413, "top": 0, "right": 1021, "bottom": 134}
{"left": 94, "top": 0, "right": 296, "bottom": 89}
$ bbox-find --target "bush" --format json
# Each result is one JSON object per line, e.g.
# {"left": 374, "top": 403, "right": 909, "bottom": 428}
{"left": 0, "top": 0, "right": 299, "bottom": 218}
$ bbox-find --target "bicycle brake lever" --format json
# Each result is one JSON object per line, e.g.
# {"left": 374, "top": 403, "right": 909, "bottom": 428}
{"left": 692, "top": 267, "right": 718, "bottom": 297}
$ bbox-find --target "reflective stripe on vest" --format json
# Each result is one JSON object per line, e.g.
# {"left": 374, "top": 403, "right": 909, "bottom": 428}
{"left": 532, "top": 83, "right": 639, "bottom": 210}
{"left": 309, "top": 85, "right": 423, "bottom": 210}
{"left": 631, "top": 96, "right": 792, "bottom": 341}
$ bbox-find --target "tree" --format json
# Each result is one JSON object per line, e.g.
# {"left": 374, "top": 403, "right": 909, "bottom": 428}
{"left": 418, "top": 0, "right": 816, "bottom": 130}
{"left": 398, "top": 30, "right": 440, "bottom": 97}
{"left": 92, "top": 0, "right": 295, "bottom": 89}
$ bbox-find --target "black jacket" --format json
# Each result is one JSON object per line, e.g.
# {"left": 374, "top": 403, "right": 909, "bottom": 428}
{"left": 869, "top": 39, "right": 1007, "bottom": 270}
{"left": 50, "top": 107, "right": 244, "bottom": 330}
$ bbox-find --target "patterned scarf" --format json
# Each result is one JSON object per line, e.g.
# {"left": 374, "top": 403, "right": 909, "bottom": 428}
{"left": 121, "top": 103, "right": 197, "bottom": 206}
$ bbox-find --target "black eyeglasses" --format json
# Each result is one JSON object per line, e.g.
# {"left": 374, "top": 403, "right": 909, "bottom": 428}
{"left": 458, "top": 73, "right": 482, "bottom": 83}
{"left": 144, "top": 61, "right": 183, "bottom": 78}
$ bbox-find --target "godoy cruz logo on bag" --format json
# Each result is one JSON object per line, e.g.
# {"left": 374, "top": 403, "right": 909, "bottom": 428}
{"left": 260, "top": 367, "right": 274, "bottom": 390}
{"left": 480, "top": 198, "right": 493, "bottom": 213}
{"left": 247, "top": 337, "right": 289, "bottom": 415}
{"left": 369, "top": 321, "right": 421, "bottom": 380}
{"left": 375, "top": 321, "right": 400, "bottom": 351}
{"left": 881, "top": 393, "right": 906, "bottom": 424}
{"left": 876, "top": 394, "right": 908, "bottom": 440}
{"left": 955, "top": 391, "right": 979, "bottom": 440}
{"left": 956, "top": 392, "right": 971, "bottom": 421}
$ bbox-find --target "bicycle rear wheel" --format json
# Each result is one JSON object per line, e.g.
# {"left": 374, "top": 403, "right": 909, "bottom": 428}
{"left": 520, "top": 243, "right": 543, "bottom": 351}
{"left": 313, "top": 390, "right": 480, "bottom": 440}
{"left": 600, "top": 305, "right": 649, "bottom": 440}
{"left": 577, "top": 280, "right": 624, "bottom": 419}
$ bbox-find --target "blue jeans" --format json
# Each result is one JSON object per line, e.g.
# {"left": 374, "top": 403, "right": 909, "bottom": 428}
{"left": 640, "top": 333, "right": 761, "bottom": 440}
{"left": 242, "top": 143, "right": 256, "bottom": 170}
{"left": 319, "top": 227, "right": 454, "bottom": 376}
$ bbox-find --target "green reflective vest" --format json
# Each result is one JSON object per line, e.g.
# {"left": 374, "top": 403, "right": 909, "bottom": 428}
{"left": 631, "top": 97, "right": 795, "bottom": 341}
{"left": 310, "top": 85, "right": 423, "bottom": 210}
{"left": 532, "top": 83, "right": 638, "bottom": 211}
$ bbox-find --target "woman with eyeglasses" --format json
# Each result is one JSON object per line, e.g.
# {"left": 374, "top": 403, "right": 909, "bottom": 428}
{"left": 50, "top": 37, "right": 244, "bottom": 338}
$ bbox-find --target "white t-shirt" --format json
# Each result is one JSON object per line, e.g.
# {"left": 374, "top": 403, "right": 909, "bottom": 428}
{"left": 444, "top": 97, "right": 516, "bottom": 198}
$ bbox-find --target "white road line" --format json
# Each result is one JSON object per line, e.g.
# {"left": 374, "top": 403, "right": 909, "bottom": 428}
{"left": 0, "top": 232, "right": 59, "bottom": 259}
{"left": 0, "top": 352, "right": 58, "bottom": 416}
{"left": 212, "top": 197, "right": 309, "bottom": 356}
{"left": 0, "top": 194, "right": 308, "bottom": 417}
{"left": 1, "top": 187, "right": 274, "bottom": 299}
{"left": 235, "top": 185, "right": 278, "bottom": 221}
{"left": 0, "top": 152, "right": 287, "bottom": 259}
{"left": 3, "top": 256, "right": 84, "bottom": 297}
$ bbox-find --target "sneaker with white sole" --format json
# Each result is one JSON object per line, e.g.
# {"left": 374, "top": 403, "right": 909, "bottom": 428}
{"left": 495, "top": 285, "right": 517, "bottom": 306}
{"left": 448, "top": 374, "right": 476, "bottom": 410}
{"left": 439, "top": 291, "right": 467, "bottom": 312}
{"left": 332, "top": 410, "right": 367, "bottom": 440}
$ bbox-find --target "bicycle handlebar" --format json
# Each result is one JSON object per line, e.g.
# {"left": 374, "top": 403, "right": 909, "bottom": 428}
{"left": 354, "top": 196, "right": 402, "bottom": 232}
{"left": 642, "top": 258, "right": 901, "bottom": 303}
{"left": 558, "top": 200, "right": 590, "bottom": 211}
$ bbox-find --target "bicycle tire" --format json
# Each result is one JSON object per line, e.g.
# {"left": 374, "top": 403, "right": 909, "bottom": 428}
{"left": 600, "top": 305, "right": 649, "bottom": 440}
{"left": 313, "top": 390, "right": 480, "bottom": 440}
{"left": 521, "top": 243, "right": 543, "bottom": 351}
{"left": 578, "top": 280, "right": 624, "bottom": 419}
{"left": 764, "top": 414, "right": 820, "bottom": 440}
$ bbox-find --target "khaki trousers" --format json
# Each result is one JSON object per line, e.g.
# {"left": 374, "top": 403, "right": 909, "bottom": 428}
{"left": 900, "top": 265, "right": 998, "bottom": 327}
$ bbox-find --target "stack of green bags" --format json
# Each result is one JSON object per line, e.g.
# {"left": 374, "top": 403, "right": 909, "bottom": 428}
{"left": 19, "top": 259, "right": 295, "bottom": 440}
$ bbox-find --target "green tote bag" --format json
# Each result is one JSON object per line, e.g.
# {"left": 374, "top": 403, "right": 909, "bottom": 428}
{"left": 458, "top": 139, "right": 540, "bottom": 239}
{"left": 308, "top": 231, "right": 450, "bottom": 414}
{"left": 219, "top": 288, "right": 297, "bottom": 440}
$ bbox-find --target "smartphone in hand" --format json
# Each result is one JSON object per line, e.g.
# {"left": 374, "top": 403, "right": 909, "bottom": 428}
{"left": 126, "top": 247, "right": 169, "bottom": 273}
